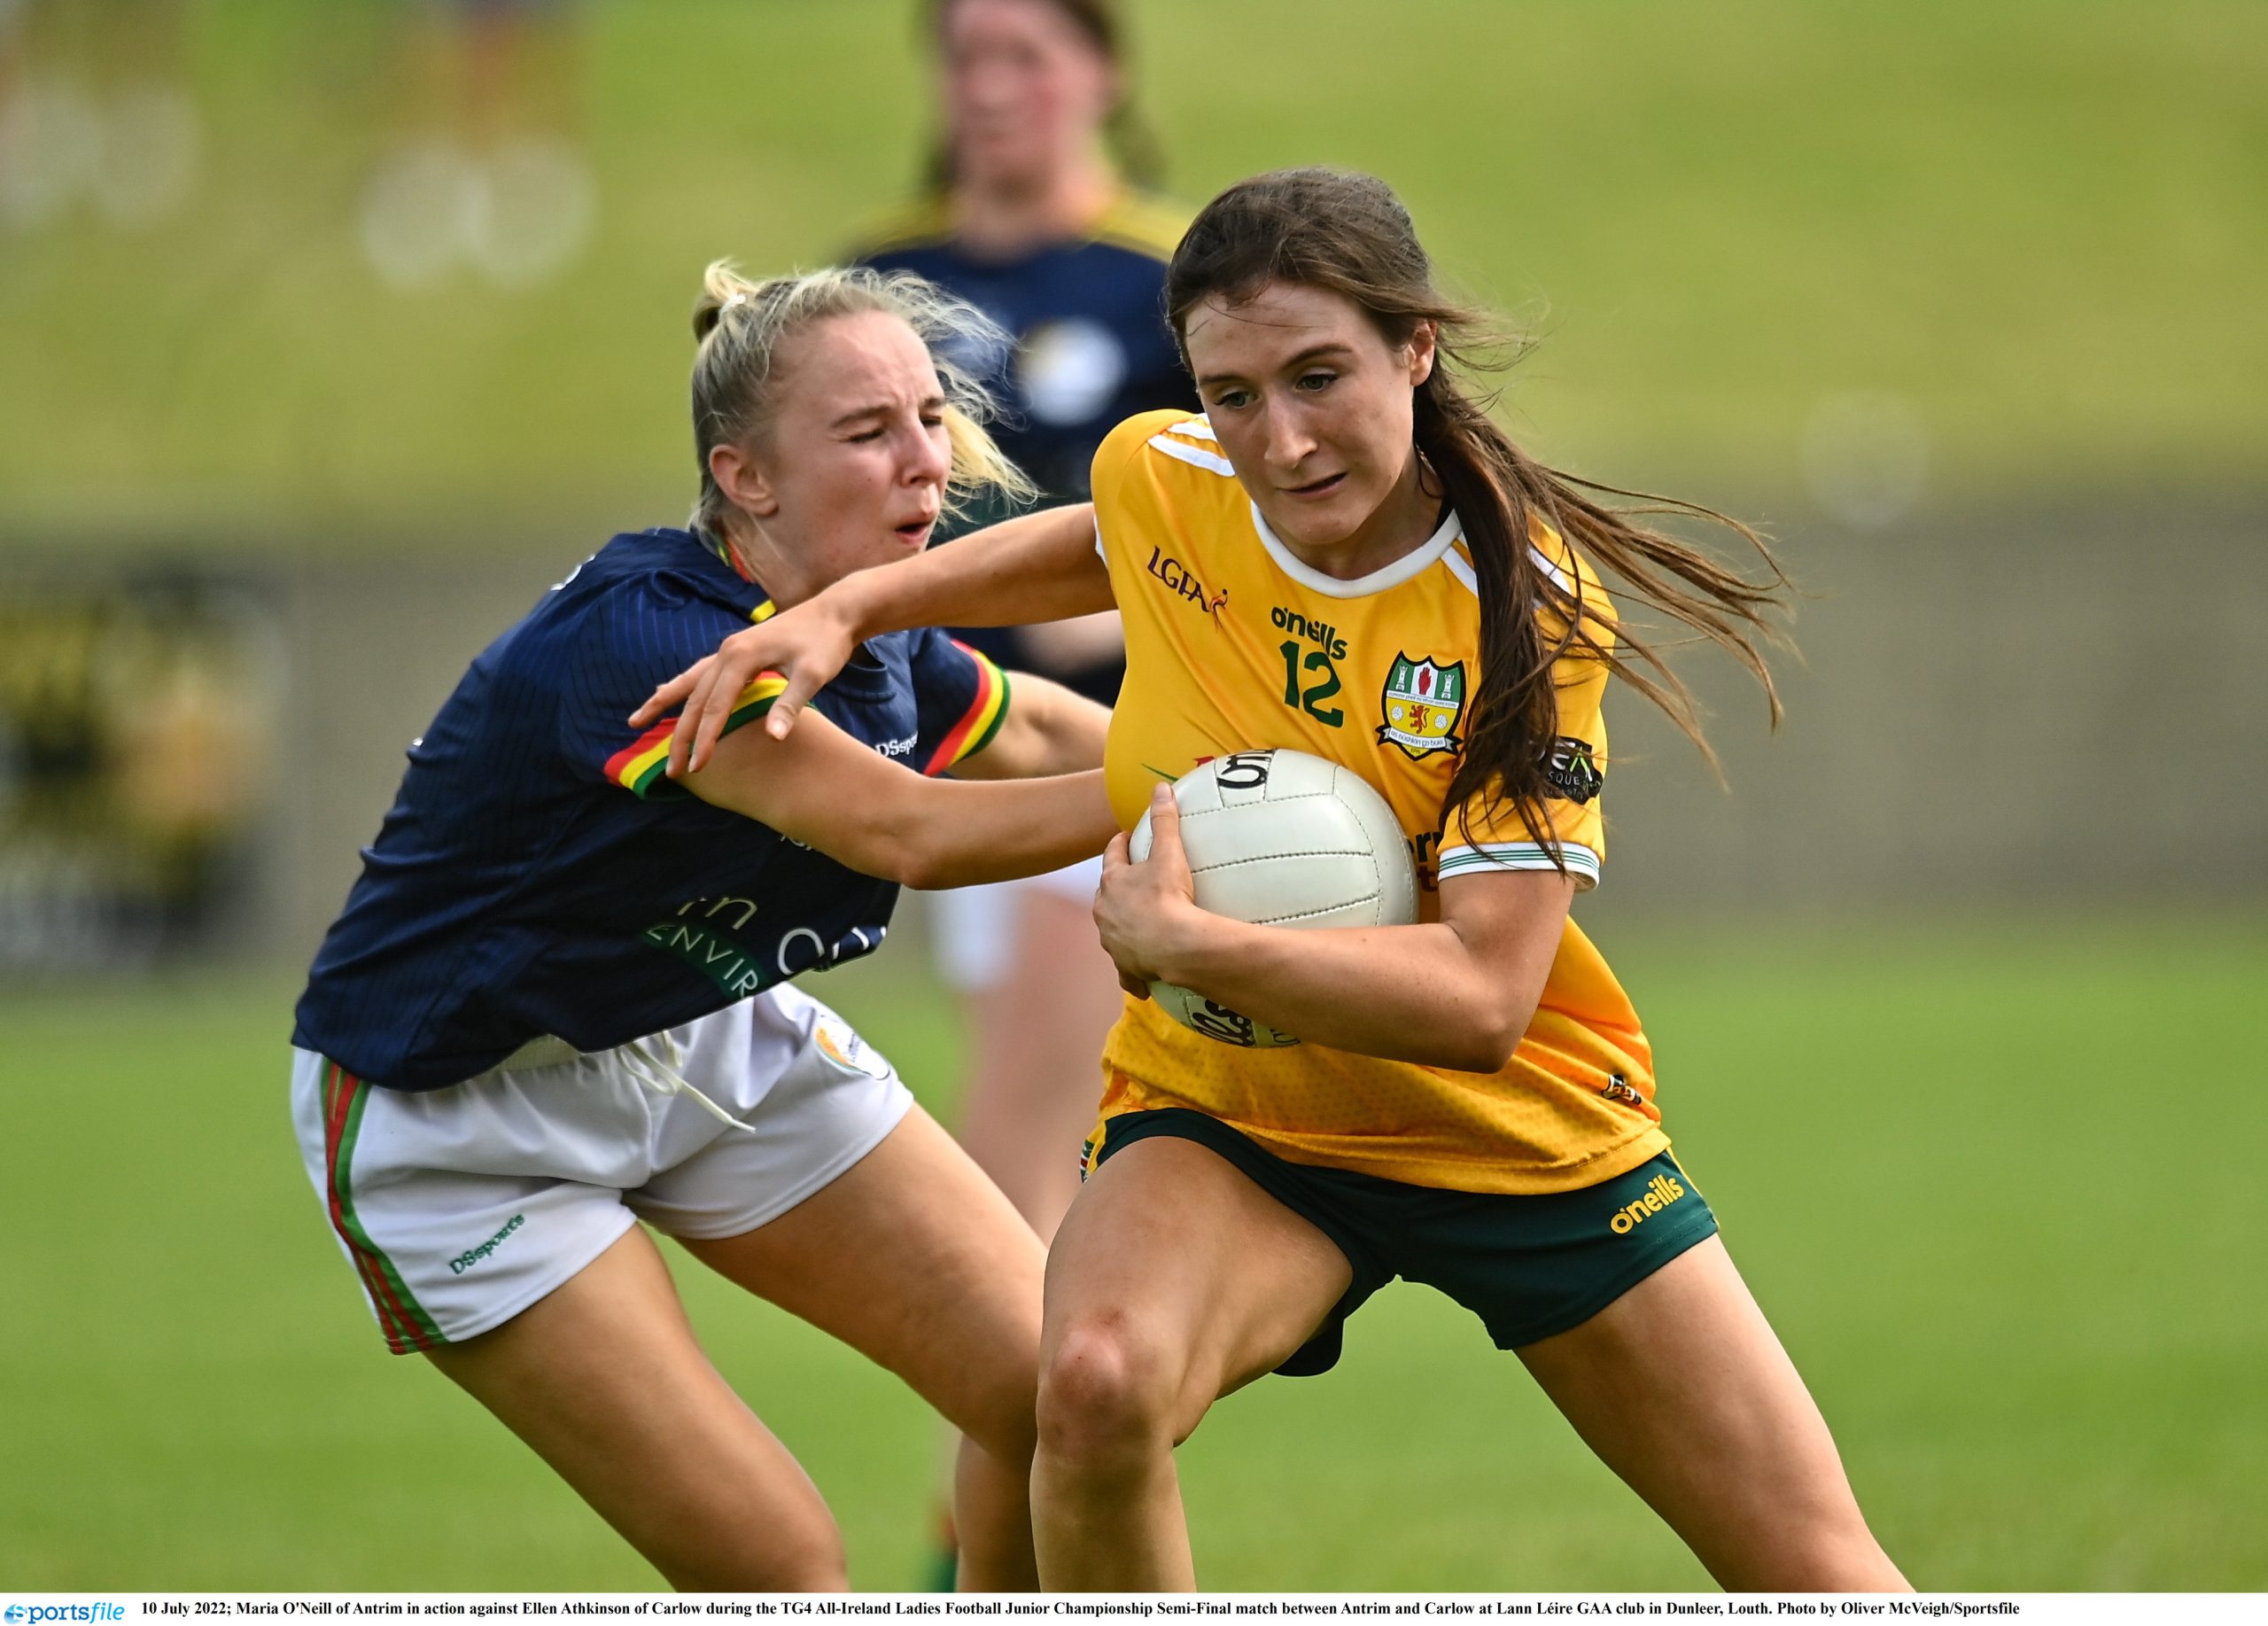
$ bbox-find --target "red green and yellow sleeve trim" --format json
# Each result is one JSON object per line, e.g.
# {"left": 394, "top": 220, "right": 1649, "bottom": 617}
{"left": 604, "top": 673, "right": 789, "bottom": 797}
{"left": 922, "top": 643, "right": 1011, "bottom": 775}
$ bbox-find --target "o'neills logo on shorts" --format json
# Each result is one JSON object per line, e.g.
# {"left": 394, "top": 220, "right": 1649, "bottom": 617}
{"left": 1608, "top": 1173, "right": 1687, "bottom": 1235}
{"left": 450, "top": 1212, "right": 526, "bottom": 1275}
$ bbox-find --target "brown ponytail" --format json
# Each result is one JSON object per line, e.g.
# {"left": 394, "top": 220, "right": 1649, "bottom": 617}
{"left": 1166, "top": 168, "right": 1791, "bottom": 867}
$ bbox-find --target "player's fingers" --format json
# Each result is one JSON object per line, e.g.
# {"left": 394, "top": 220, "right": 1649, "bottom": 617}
{"left": 685, "top": 670, "right": 742, "bottom": 774}
{"left": 662, "top": 658, "right": 718, "bottom": 779}
{"left": 1101, "top": 830, "right": 1130, "bottom": 872}
{"left": 1145, "top": 785, "right": 1188, "bottom": 865}
{"left": 628, "top": 668, "right": 692, "bottom": 729}
{"left": 763, "top": 666, "right": 823, "bottom": 742}
{"left": 1119, "top": 969, "right": 1151, "bottom": 1000}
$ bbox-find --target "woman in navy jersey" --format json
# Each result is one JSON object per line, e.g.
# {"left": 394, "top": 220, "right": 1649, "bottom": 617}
{"left": 289, "top": 262, "right": 1115, "bottom": 1590}
{"left": 850, "top": 0, "right": 1192, "bottom": 1258}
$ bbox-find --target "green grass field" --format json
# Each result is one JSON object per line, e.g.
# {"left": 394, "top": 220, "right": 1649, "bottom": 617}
{"left": 3, "top": 915, "right": 2263, "bottom": 1591}
{"left": 2, "top": 0, "right": 2263, "bottom": 534}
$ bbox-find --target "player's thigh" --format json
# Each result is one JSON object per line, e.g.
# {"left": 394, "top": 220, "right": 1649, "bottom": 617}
{"left": 677, "top": 1104, "right": 1046, "bottom": 1453}
{"left": 995, "top": 875, "right": 1122, "bottom": 1080}
{"left": 1514, "top": 1234, "right": 1902, "bottom": 1591}
{"left": 1006, "top": 861, "right": 1114, "bottom": 992}
{"left": 927, "top": 880, "right": 1016, "bottom": 996}
{"left": 1004, "top": 881, "right": 1124, "bottom": 1082}
{"left": 1042, "top": 1132, "right": 1354, "bottom": 1441}
{"left": 425, "top": 1225, "right": 845, "bottom": 1591}
{"left": 959, "top": 878, "right": 1122, "bottom": 1234}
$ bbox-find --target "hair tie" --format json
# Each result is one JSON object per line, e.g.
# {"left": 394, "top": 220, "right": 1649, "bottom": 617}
{"left": 721, "top": 292, "right": 750, "bottom": 314}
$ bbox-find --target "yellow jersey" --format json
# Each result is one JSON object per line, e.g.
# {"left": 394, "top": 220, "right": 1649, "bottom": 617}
{"left": 1087, "top": 409, "right": 1665, "bottom": 1194}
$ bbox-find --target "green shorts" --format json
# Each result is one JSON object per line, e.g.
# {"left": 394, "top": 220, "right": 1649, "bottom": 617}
{"left": 1091, "top": 1109, "right": 1719, "bottom": 1377}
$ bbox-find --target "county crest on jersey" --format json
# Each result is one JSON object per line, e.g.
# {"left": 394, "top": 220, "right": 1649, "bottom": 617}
{"left": 1379, "top": 653, "right": 1466, "bottom": 759}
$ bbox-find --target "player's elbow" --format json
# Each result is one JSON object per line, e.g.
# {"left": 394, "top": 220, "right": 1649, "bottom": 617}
{"left": 888, "top": 839, "right": 957, "bottom": 892}
{"left": 1435, "top": 1033, "right": 1516, "bottom": 1076}
{"left": 843, "top": 818, "right": 942, "bottom": 891}
{"left": 851, "top": 776, "right": 1028, "bottom": 889}
{"left": 1439, "top": 1003, "right": 1529, "bottom": 1074}
{"left": 820, "top": 804, "right": 952, "bottom": 891}
{"left": 877, "top": 808, "right": 982, "bottom": 891}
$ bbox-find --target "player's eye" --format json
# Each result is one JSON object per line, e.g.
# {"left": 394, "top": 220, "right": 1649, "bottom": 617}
{"left": 1296, "top": 370, "right": 1338, "bottom": 393}
{"left": 847, "top": 426, "right": 886, "bottom": 443}
{"left": 1207, "top": 388, "right": 1253, "bottom": 411}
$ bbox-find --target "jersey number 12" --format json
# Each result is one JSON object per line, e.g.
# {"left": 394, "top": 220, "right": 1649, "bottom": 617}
{"left": 1278, "top": 642, "right": 1345, "bottom": 727}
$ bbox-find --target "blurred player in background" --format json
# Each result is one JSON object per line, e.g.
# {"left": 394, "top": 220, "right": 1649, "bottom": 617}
{"left": 642, "top": 170, "right": 1911, "bottom": 1593}
{"left": 849, "top": 2, "right": 1189, "bottom": 1581}
{"left": 291, "top": 264, "right": 1116, "bottom": 1589}
{"left": 850, "top": 0, "right": 1191, "bottom": 1255}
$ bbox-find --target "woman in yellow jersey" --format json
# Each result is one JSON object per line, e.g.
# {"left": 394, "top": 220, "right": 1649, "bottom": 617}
{"left": 635, "top": 169, "right": 1908, "bottom": 1592}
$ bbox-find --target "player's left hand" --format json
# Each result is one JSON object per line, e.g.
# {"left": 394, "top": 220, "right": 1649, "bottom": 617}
{"left": 1094, "top": 785, "right": 1199, "bottom": 998}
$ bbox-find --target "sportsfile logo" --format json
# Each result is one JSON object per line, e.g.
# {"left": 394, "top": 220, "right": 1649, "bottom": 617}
{"left": 1608, "top": 1171, "right": 1688, "bottom": 1234}
{"left": 7, "top": 1607, "right": 127, "bottom": 1623}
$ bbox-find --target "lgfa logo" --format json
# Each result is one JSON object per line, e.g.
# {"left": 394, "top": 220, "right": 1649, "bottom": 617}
{"left": 1608, "top": 1172, "right": 1688, "bottom": 1234}
{"left": 1144, "top": 546, "right": 1227, "bottom": 618}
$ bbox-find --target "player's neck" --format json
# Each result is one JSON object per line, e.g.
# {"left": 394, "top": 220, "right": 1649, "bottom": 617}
{"left": 951, "top": 154, "right": 1117, "bottom": 260}
{"left": 716, "top": 523, "right": 809, "bottom": 609}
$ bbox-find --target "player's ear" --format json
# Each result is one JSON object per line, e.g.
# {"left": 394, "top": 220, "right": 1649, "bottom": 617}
{"left": 1405, "top": 321, "right": 1437, "bottom": 389}
{"left": 711, "top": 441, "right": 779, "bottom": 519}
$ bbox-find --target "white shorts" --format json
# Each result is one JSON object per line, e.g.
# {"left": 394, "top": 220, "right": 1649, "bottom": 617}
{"left": 290, "top": 984, "right": 913, "bottom": 1354}
{"left": 927, "top": 854, "right": 1105, "bottom": 993}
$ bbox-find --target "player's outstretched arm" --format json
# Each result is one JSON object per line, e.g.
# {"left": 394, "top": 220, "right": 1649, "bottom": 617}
{"left": 630, "top": 502, "right": 1112, "bottom": 777}
{"left": 681, "top": 699, "right": 1118, "bottom": 891}
{"left": 1094, "top": 786, "right": 1575, "bottom": 1072}
{"left": 946, "top": 671, "right": 1108, "bottom": 781}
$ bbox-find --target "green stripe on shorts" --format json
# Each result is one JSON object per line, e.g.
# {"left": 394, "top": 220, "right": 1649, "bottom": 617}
{"left": 333, "top": 1079, "right": 448, "bottom": 1352}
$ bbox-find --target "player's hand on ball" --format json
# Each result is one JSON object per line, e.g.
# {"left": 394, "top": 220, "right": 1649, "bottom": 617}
{"left": 1099, "top": 831, "right": 1151, "bottom": 1000}
{"left": 1096, "top": 785, "right": 1199, "bottom": 997}
{"left": 629, "top": 598, "right": 859, "bottom": 776}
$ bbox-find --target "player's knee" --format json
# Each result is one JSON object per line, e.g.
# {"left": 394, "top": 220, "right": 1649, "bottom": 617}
{"left": 1785, "top": 1521, "right": 1907, "bottom": 1592}
{"left": 1036, "top": 1316, "right": 1179, "bottom": 1469}
{"left": 1713, "top": 1502, "right": 1904, "bottom": 1593}
{"left": 668, "top": 1518, "right": 849, "bottom": 1592}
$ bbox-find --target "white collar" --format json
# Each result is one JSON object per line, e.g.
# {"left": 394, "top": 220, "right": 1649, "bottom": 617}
{"left": 1248, "top": 501, "right": 1463, "bottom": 599}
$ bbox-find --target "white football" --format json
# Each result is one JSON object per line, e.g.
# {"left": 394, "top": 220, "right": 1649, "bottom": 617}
{"left": 1129, "top": 748, "right": 1418, "bottom": 1047}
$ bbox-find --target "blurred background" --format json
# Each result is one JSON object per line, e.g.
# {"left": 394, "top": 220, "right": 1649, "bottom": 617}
{"left": 2, "top": 0, "right": 2263, "bottom": 1592}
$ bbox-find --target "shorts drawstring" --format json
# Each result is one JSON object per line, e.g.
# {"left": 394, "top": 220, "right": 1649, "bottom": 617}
{"left": 618, "top": 1030, "right": 754, "bottom": 1134}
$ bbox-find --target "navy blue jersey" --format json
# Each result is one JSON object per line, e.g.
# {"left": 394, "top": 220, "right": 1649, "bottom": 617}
{"left": 292, "top": 527, "right": 1010, "bottom": 1092}
{"left": 854, "top": 191, "right": 1194, "bottom": 704}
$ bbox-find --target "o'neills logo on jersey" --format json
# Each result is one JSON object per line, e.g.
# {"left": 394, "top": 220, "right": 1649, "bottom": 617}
{"left": 1146, "top": 546, "right": 1227, "bottom": 617}
{"left": 1378, "top": 653, "right": 1466, "bottom": 759}
{"left": 1608, "top": 1172, "right": 1688, "bottom": 1234}
{"left": 1272, "top": 605, "right": 1348, "bottom": 660}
